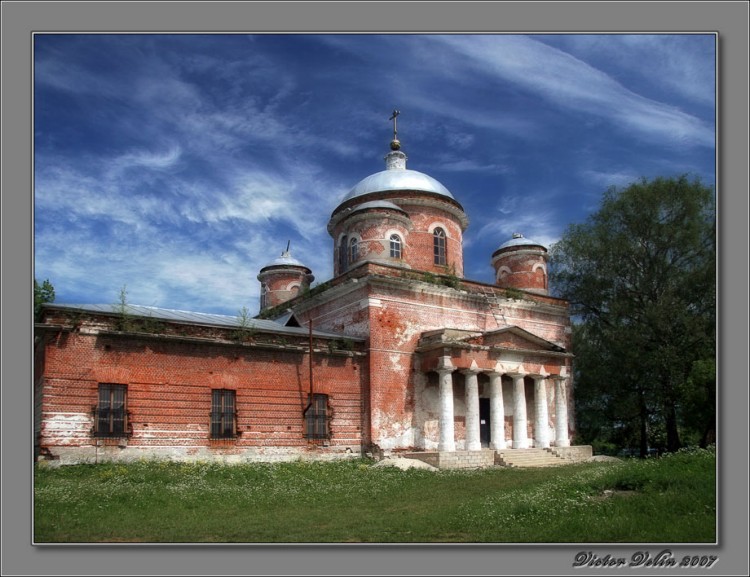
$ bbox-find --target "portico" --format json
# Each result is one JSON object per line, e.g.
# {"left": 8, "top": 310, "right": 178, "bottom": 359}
{"left": 433, "top": 361, "right": 570, "bottom": 452}
{"left": 417, "top": 326, "right": 573, "bottom": 454}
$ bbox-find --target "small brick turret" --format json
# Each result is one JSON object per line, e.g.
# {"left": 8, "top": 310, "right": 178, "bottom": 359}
{"left": 257, "top": 248, "right": 314, "bottom": 312}
{"left": 491, "top": 233, "right": 548, "bottom": 295}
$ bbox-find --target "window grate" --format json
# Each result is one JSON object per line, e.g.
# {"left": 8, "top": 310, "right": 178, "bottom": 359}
{"left": 433, "top": 227, "right": 447, "bottom": 265}
{"left": 94, "top": 384, "right": 130, "bottom": 437}
{"left": 210, "top": 389, "right": 237, "bottom": 439}
{"left": 338, "top": 235, "right": 348, "bottom": 273}
{"left": 304, "top": 394, "right": 329, "bottom": 440}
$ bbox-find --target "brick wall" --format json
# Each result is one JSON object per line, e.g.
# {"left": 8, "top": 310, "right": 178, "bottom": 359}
{"left": 258, "top": 269, "right": 310, "bottom": 311}
{"left": 298, "top": 271, "right": 573, "bottom": 452}
{"left": 329, "top": 191, "right": 467, "bottom": 278}
{"left": 492, "top": 248, "right": 548, "bottom": 293}
{"left": 36, "top": 326, "right": 367, "bottom": 464}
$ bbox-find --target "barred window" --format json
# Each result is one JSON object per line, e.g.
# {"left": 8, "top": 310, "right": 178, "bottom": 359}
{"left": 389, "top": 234, "right": 402, "bottom": 259}
{"left": 349, "top": 237, "right": 359, "bottom": 263}
{"left": 94, "top": 384, "right": 128, "bottom": 437}
{"left": 433, "top": 227, "right": 447, "bottom": 266}
{"left": 210, "top": 389, "right": 237, "bottom": 439}
{"left": 339, "top": 235, "right": 348, "bottom": 273}
{"left": 304, "top": 393, "right": 329, "bottom": 440}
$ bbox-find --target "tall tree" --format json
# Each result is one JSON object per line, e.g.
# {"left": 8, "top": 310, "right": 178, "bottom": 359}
{"left": 549, "top": 175, "right": 715, "bottom": 455}
{"left": 34, "top": 278, "right": 56, "bottom": 320}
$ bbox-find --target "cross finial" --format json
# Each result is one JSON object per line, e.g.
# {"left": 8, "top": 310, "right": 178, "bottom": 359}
{"left": 389, "top": 109, "right": 400, "bottom": 140}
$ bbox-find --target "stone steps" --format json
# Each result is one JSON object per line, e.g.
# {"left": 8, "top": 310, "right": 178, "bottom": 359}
{"left": 495, "top": 448, "right": 568, "bottom": 468}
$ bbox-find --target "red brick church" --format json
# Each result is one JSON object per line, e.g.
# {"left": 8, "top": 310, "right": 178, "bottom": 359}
{"left": 35, "top": 121, "right": 590, "bottom": 468}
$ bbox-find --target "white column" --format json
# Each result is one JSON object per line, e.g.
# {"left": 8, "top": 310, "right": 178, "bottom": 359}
{"left": 487, "top": 371, "right": 505, "bottom": 450}
{"left": 554, "top": 377, "right": 570, "bottom": 447}
{"left": 510, "top": 373, "right": 529, "bottom": 449}
{"left": 462, "top": 368, "right": 481, "bottom": 451}
{"left": 438, "top": 369, "right": 456, "bottom": 452}
{"left": 533, "top": 375, "right": 550, "bottom": 448}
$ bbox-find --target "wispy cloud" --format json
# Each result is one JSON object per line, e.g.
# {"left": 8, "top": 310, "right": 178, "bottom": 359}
{"left": 580, "top": 169, "right": 642, "bottom": 190}
{"left": 429, "top": 35, "right": 714, "bottom": 148}
{"left": 34, "top": 34, "right": 715, "bottom": 315}
{"left": 536, "top": 35, "right": 716, "bottom": 107}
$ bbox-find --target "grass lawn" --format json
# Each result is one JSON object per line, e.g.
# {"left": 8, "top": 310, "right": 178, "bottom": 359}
{"left": 34, "top": 446, "right": 715, "bottom": 543}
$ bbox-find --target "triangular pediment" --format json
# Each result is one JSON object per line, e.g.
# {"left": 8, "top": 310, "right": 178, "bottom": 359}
{"left": 469, "top": 326, "right": 566, "bottom": 353}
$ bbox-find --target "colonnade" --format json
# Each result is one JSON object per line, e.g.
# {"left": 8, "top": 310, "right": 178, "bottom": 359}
{"left": 435, "top": 361, "right": 569, "bottom": 452}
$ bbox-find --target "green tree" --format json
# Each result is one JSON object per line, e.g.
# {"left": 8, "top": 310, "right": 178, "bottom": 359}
{"left": 34, "top": 278, "right": 56, "bottom": 320}
{"left": 549, "top": 175, "right": 715, "bottom": 455}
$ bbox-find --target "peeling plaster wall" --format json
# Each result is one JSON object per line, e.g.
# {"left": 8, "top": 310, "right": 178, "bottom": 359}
{"left": 258, "top": 269, "right": 310, "bottom": 310}
{"left": 329, "top": 192, "right": 466, "bottom": 278}
{"left": 306, "top": 274, "right": 574, "bottom": 452}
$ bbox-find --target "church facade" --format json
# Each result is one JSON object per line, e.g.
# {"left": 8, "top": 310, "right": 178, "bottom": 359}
{"left": 34, "top": 125, "right": 588, "bottom": 467}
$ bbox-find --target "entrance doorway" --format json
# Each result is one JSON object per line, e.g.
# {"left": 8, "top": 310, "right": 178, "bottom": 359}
{"left": 479, "top": 398, "right": 491, "bottom": 447}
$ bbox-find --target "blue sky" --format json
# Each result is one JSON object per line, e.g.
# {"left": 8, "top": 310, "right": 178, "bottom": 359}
{"left": 34, "top": 34, "right": 716, "bottom": 316}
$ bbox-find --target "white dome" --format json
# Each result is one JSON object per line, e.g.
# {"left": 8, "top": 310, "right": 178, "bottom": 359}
{"left": 343, "top": 169, "right": 454, "bottom": 202}
{"left": 496, "top": 233, "right": 547, "bottom": 252}
{"left": 260, "top": 251, "right": 310, "bottom": 272}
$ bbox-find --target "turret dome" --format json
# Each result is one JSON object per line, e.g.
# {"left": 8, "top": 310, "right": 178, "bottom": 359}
{"left": 495, "top": 232, "right": 547, "bottom": 254}
{"left": 260, "top": 251, "right": 310, "bottom": 272}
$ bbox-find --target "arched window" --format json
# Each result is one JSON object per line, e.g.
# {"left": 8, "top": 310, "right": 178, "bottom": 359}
{"left": 259, "top": 283, "right": 268, "bottom": 310}
{"left": 338, "top": 235, "right": 348, "bottom": 272}
{"left": 349, "top": 237, "right": 359, "bottom": 263}
{"left": 433, "top": 227, "right": 447, "bottom": 266}
{"left": 389, "top": 234, "right": 402, "bottom": 259}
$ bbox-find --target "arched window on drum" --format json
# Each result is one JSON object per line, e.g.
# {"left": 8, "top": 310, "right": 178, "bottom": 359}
{"left": 433, "top": 227, "right": 447, "bottom": 266}
{"left": 338, "top": 235, "right": 348, "bottom": 273}
{"left": 389, "top": 234, "right": 402, "bottom": 259}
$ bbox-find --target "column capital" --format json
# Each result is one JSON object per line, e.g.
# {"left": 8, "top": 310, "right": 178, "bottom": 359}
{"left": 528, "top": 369, "right": 550, "bottom": 381}
{"left": 436, "top": 356, "right": 455, "bottom": 372}
{"left": 460, "top": 367, "right": 482, "bottom": 376}
{"left": 495, "top": 361, "right": 520, "bottom": 374}
{"left": 550, "top": 374, "right": 567, "bottom": 382}
{"left": 500, "top": 362, "right": 525, "bottom": 377}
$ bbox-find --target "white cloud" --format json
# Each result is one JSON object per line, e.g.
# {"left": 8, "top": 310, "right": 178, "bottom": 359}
{"left": 543, "top": 35, "right": 716, "bottom": 107}
{"left": 580, "top": 169, "right": 641, "bottom": 189}
{"left": 106, "top": 145, "right": 183, "bottom": 177}
{"left": 474, "top": 212, "right": 561, "bottom": 253}
{"left": 428, "top": 35, "right": 714, "bottom": 148}
{"left": 33, "top": 34, "right": 715, "bottom": 316}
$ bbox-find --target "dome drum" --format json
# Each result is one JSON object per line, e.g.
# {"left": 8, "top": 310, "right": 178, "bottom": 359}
{"left": 491, "top": 234, "right": 548, "bottom": 294}
{"left": 327, "top": 200, "right": 412, "bottom": 236}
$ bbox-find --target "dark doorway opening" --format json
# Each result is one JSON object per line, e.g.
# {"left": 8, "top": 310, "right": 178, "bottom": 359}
{"left": 479, "top": 398, "right": 491, "bottom": 447}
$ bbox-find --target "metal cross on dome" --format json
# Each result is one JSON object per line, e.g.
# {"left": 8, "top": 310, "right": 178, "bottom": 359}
{"left": 389, "top": 109, "right": 400, "bottom": 140}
